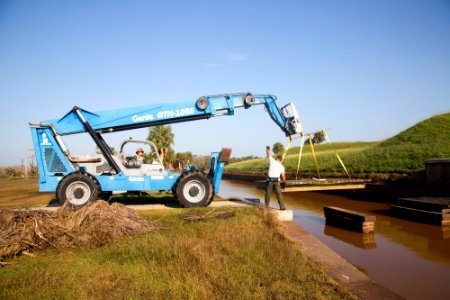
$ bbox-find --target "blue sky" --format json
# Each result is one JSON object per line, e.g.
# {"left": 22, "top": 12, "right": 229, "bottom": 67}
{"left": 0, "top": 0, "right": 449, "bottom": 166}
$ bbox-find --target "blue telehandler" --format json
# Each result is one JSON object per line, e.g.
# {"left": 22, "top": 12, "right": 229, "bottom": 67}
{"left": 29, "top": 93, "right": 303, "bottom": 208}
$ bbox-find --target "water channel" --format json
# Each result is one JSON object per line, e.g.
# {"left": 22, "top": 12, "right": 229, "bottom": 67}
{"left": 218, "top": 179, "right": 450, "bottom": 300}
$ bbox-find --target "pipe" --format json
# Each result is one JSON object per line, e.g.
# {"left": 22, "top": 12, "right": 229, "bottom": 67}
{"left": 73, "top": 107, "right": 121, "bottom": 172}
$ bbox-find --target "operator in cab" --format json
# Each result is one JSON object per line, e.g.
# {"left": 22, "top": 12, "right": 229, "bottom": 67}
{"left": 135, "top": 148, "right": 144, "bottom": 163}
{"left": 265, "top": 146, "right": 287, "bottom": 210}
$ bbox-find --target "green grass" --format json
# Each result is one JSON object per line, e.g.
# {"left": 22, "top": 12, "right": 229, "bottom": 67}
{"left": 226, "top": 112, "right": 450, "bottom": 177}
{"left": 0, "top": 207, "right": 354, "bottom": 300}
{"left": 0, "top": 179, "right": 55, "bottom": 208}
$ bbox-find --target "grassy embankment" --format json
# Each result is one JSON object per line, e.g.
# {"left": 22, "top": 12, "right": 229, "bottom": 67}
{"left": 226, "top": 112, "right": 450, "bottom": 179}
{"left": 0, "top": 205, "right": 354, "bottom": 299}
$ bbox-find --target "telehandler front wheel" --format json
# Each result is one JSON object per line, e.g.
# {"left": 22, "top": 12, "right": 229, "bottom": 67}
{"left": 56, "top": 172, "right": 99, "bottom": 208}
{"left": 176, "top": 172, "right": 213, "bottom": 208}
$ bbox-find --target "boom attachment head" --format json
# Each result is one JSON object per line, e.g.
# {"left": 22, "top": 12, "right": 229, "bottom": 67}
{"left": 281, "top": 102, "right": 303, "bottom": 138}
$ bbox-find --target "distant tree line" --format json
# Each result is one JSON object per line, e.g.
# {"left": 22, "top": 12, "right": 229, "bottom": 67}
{"left": 0, "top": 166, "right": 38, "bottom": 178}
{"left": 229, "top": 155, "right": 261, "bottom": 163}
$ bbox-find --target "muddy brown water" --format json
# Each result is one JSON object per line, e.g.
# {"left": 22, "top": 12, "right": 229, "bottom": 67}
{"left": 219, "top": 179, "right": 450, "bottom": 300}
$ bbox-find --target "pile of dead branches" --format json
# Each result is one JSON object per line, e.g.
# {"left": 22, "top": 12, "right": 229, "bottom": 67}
{"left": 0, "top": 201, "right": 158, "bottom": 261}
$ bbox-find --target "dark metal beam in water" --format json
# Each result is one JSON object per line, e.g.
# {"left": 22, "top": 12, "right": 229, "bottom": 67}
{"left": 390, "top": 197, "right": 450, "bottom": 226}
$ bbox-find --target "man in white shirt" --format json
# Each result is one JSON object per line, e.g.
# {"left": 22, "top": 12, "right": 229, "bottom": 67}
{"left": 265, "top": 146, "right": 286, "bottom": 210}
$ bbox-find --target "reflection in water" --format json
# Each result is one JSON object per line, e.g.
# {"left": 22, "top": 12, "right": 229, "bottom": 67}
{"left": 219, "top": 179, "right": 450, "bottom": 300}
{"left": 324, "top": 224, "right": 376, "bottom": 249}
{"left": 443, "top": 227, "right": 450, "bottom": 240}
{"left": 302, "top": 215, "right": 325, "bottom": 225}
{"left": 375, "top": 216, "right": 450, "bottom": 264}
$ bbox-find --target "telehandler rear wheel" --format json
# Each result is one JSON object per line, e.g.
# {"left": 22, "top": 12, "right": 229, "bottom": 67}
{"left": 56, "top": 172, "right": 99, "bottom": 208}
{"left": 176, "top": 171, "right": 213, "bottom": 207}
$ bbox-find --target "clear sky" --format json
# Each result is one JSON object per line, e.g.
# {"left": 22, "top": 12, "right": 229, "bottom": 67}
{"left": 0, "top": 0, "right": 449, "bottom": 166}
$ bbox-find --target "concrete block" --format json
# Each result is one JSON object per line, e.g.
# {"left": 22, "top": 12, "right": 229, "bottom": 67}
{"left": 275, "top": 209, "right": 293, "bottom": 221}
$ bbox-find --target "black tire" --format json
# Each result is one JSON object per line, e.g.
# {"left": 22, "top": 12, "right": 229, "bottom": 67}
{"left": 100, "top": 191, "right": 113, "bottom": 201}
{"left": 207, "top": 192, "right": 215, "bottom": 206}
{"left": 175, "top": 171, "right": 213, "bottom": 208}
{"left": 56, "top": 172, "right": 99, "bottom": 208}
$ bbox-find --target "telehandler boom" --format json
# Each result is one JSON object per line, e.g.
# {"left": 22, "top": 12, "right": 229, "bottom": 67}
{"left": 30, "top": 93, "right": 303, "bottom": 208}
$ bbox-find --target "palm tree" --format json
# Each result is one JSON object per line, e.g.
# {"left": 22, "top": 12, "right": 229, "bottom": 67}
{"left": 176, "top": 151, "right": 193, "bottom": 166}
{"left": 312, "top": 130, "right": 326, "bottom": 144}
{"left": 272, "top": 142, "right": 284, "bottom": 155}
{"left": 147, "top": 125, "right": 174, "bottom": 165}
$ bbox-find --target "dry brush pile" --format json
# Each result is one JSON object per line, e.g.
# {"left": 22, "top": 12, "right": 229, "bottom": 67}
{"left": 0, "top": 201, "right": 158, "bottom": 262}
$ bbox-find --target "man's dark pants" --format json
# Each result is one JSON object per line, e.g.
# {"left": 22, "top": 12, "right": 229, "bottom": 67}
{"left": 265, "top": 181, "right": 286, "bottom": 210}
